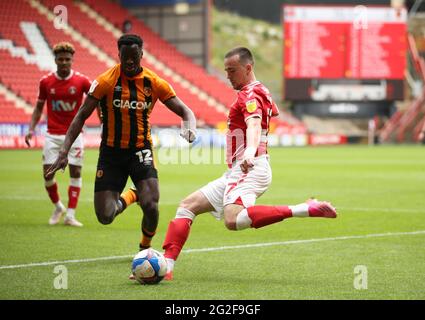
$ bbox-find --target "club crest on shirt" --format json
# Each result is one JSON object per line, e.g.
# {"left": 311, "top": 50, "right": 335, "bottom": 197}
{"left": 245, "top": 99, "right": 257, "bottom": 113}
{"left": 50, "top": 88, "right": 56, "bottom": 95}
{"left": 143, "top": 87, "right": 152, "bottom": 97}
{"left": 96, "top": 169, "right": 103, "bottom": 178}
{"left": 69, "top": 86, "right": 76, "bottom": 95}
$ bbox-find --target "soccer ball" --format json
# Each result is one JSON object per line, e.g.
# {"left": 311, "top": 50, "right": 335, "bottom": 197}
{"left": 131, "top": 248, "right": 167, "bottom": 285}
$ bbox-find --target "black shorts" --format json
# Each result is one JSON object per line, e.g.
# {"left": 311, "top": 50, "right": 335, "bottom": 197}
{"left": 94, "top": 145, "right": 158, "bottom": 193}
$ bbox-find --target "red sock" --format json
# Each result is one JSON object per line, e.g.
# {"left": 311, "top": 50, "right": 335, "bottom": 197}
{"left": 45, "top": 183, "right": 60, "bottom": 204}
{"left": 162, "top": 218, "right": 192, "bottom": 261}
{"left": 247, "top": 205, "right": 293, "bottom": 229}
{"left": 68, "top": 186, "right": 81, "bottom": 209}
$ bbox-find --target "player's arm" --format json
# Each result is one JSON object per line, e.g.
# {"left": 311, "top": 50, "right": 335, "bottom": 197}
{"left": 240, "top": 117, "right": 262, "bottom": 174}
{"left": 163, "top": 96, "right": 197, "bottom": 143}
{"left": 419, "top": 120, "right": 425, "bottom": 142}
{"left": 271, "top": 102, "right": 280, "bottom": 117}
{"left": 25, "top": 99, "right": 45, "bottom": 147}
{"left": 45, "top": 95, "right": 99, "bottom": 179}
{"left": 85, "top": 79, "right": 102, "bottom": 123}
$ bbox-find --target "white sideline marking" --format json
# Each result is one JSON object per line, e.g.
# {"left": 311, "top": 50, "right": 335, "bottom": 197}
{"left": 1, "top": 230, "right": 425, "bottom": 270}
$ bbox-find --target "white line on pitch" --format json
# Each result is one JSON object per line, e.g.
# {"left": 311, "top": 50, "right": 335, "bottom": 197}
{"left": 1, "top": 230, "right": 425, "bottom": 270}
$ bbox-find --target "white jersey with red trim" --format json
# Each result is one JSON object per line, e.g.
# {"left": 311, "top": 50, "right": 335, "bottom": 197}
{"left": 38, "top": 70, "right": 91, "bottom": 135}
{"left": 226, "top": 81, "right": 278, "bottom": 166}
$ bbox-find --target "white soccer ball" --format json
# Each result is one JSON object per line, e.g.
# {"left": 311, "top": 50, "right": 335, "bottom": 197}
{"left": 131, "top": 248, "right": 167, "bottom": 285}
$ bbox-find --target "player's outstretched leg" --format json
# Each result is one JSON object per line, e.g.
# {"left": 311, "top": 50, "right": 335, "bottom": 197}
{"left": 231, "top": 198, "right": 337, "bottom": 230}
{"left": 305, "top": 198, "right": 337, "bottom": 218}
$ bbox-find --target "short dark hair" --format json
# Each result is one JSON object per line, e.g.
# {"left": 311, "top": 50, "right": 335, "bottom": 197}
{"left": 117, "top": 34, "right": 143, "bottom": 50}
{"left": 225, "top": 47, "right": 254, "bottom": 66}
{"left": 53, "top": 42, "right": 75, "bottom": 56}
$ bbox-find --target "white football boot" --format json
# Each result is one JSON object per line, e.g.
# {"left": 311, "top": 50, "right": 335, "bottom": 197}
{"left": 64, "top": 217, "right": 84, "bottom": 227}
{"left": 48, "top": 204, "right": 66, "bottom": 225}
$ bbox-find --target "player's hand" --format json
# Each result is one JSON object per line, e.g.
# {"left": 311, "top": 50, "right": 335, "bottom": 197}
{"left": 180, "top": 128, "right": 197, "bottom": 143}
{"left": 271, "top": 103, "right": 280, "bottom": 117}
{"left": 419, "top": 131, "right": 425, "bottom": 142}
{"left": 24, "top": 130, "right": 34, "bottom": 147}
{"left": 45, "top": 151, "right": 68, "bottom": 180}
{"left": 240, "top": 158, "right": 254, "bottom": 174}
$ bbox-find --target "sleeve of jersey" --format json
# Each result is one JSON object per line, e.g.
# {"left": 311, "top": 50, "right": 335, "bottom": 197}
{"left": 242, "top": 97, "right": 263, "bottom": 122}
{"left": 271, "top": 101, "right": 280, "bottom": 117}
{"left": 83, "top": 77, "right": 92, "bottom": 94}
{"left": 37, "top": 79, "right": 46, "bottom": 101}
{"left": 156, "top": 77, "right": 176, "bottom": 102}
{"left": 88, "top": 76, "right": 108, "bottom": 100}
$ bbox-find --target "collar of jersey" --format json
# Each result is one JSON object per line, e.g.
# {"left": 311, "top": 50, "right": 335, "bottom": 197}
{"left": 240, "top": 80, "right": 260, "bottom": 91}
{"left": 54, "top": 70, "right": 74, "bottom": 81}
{"left": 120, "top": 65, "right": 144, "bottom": 80}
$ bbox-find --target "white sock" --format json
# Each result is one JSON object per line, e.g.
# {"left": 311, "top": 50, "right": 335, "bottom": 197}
{"left": 54, "top": 201, "right": 65, "bottom": 210}
{"left": 288, "top": 203, "right": 309, "bottom": 217}
{"left": 166, "top": 258, "right": 175, "bottom": 272}
{"left": 236, "top": 209, "right": 252, "bottom": 230}
{"left": 69, "top": 177, "right": 82, "bottom": 187}
{"left": 175, "top": 207, "right": 196, "bottom": 220}
{"left": 66, "top": 208, "right": 75, "bottom": 219}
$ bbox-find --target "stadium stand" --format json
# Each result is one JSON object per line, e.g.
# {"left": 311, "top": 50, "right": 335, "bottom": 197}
{"left": 379, "top": 34, "right": 425, "bottom": 143}
{"left": 0, "top": 0, "right": 212, "bottom": 126}
{"left": 0, "top": 0, "right": 297, "bottom": 132}
{"left": 83, "top": 0, "right": 236, "bottom": 106}
{"left": 0, "top": 91, "right": 31, "bottom": 123}
{"left": 79, "top": 0, "right": 293, "bottom": 128}
{"left": 0, "top": 0, "right": 103, "bottom": 126}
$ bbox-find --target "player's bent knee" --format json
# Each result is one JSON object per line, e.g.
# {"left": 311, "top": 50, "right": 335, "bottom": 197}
{"left": 224, "top": 217, "right": 237, "bottom": 231}
{"left": 179, "top": 197, "right": 193, "bottom": 210}
{"left": 223, "top": 205, "right": 244, "bottom": 231}
{"left": 94, "top": 206, "right": 116, "bottom": 225}
{"left": 96, "top": 213, "right": 114, "bottom": 225}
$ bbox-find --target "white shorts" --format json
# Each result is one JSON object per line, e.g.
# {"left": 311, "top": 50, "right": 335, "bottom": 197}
{"left": 43, "top": 133, "right": 84, "bottom": 166}
{"left": 200, "top": 155, "right": 272, "bottom": 220}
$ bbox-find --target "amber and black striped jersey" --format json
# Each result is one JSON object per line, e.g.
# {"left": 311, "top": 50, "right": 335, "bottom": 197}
{"left": 88, "top": 64, "right": 176, "bottom": 149}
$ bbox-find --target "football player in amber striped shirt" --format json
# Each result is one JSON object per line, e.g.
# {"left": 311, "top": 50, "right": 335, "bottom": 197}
{"left": 46, "top": 34, "right": 196, "bottom": 251}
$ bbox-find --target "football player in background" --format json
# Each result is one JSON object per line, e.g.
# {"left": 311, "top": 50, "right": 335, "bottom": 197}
{"left": 25, "top": 42, "right": 91, "bottom": 227}
{"left": 162, "top": 47, "right": 338, "bottom": 280}
{"left": 418, "top": 119, "right": 425, "bottom": 144}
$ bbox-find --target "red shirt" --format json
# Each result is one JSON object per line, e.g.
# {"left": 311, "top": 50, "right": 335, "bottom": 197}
{"left": 38, "top": 70, "right": 91, "bottom": 134}
{"left": 226, "top": 81, "right": 277, "bottom": 166}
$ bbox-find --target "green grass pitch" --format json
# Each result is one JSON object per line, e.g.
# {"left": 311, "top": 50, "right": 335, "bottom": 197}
{"left": 0, "top": 146, "right": 424, "bottom": 299}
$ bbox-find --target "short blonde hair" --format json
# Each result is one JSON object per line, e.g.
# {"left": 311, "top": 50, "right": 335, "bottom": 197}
{"left": 53, "top": 42, "right": 75, "bottom": 56}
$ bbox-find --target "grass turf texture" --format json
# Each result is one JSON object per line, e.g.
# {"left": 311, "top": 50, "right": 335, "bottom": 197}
{"left": 0, "top": 146, "right": 424, "bottom": 299}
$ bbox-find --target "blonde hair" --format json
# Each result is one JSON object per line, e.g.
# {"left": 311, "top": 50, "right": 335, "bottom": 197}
{"left": 53, "top": 42, "right": 75, "bottom": 56}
